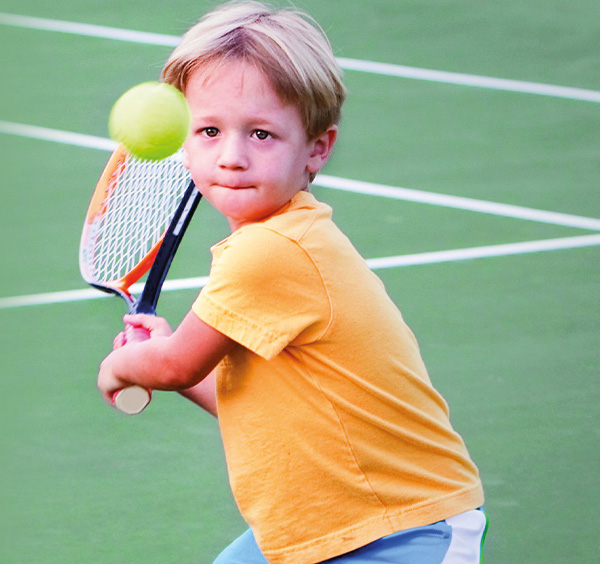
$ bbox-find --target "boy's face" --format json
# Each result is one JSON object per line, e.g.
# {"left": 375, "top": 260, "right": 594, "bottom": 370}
{"left": 183, "top": 60, "right": 335, "bottom": 231}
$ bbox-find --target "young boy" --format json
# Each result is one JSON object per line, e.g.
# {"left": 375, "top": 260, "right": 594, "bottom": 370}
{"left": 98, "top": 2, "right": 487, "bottom": 563}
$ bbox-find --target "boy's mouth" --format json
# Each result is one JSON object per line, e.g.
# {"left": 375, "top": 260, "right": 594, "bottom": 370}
{"left": 216, "top": 183, "right": 253, "bottom": 190}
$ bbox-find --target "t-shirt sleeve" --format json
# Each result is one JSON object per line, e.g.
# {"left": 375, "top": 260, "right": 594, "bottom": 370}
{"left": 192, "top": 226, "right": 331, "bottom": 360}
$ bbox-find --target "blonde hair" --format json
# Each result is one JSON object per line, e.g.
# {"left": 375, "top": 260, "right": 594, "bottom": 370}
{"left": 161, "top": 1, "right": 346, "bottom": 140}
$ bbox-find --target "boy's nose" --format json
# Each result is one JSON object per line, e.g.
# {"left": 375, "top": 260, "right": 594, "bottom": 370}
{"left": 217, "top": 135, "right": 248, "bottom": 170}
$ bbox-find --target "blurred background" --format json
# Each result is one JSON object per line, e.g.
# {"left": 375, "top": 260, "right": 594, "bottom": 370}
{"left": 1, "top": 1, "right": 598, "bottom": 562}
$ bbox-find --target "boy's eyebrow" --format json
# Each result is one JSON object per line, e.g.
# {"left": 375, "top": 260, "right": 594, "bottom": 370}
{"left": 191, "top": 113, "right": 282, "bottom": 128}
{"left": 244, "top": 116, "right": 280, "bottom": 127}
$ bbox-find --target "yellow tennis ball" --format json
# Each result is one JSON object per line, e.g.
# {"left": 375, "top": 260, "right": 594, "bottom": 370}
{"left": 109, "top": 81, "right": 191, "bottom": 161}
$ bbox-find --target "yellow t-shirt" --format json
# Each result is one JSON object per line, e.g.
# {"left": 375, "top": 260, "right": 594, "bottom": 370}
{"left": 193, "top": 191, "right": 484, "bottom": 564}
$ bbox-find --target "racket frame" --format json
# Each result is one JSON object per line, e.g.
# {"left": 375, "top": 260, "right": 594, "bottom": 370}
{"left": 133, "top": 179, "right": 201, "bottom": 314}
{"left": 80, "top": 146, "right": 202, "bottom": 413}
{"left": 80, "top": 145, "right": 199, "bottom": 309}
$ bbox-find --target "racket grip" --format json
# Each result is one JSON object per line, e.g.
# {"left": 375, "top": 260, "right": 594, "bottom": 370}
{"left": 112, "top": 386, "right": 152, "bottom": 415}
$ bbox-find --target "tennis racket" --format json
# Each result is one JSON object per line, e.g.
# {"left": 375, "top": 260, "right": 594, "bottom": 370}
{"left": 80, "top": 144, "right": 201, "bottom": 414}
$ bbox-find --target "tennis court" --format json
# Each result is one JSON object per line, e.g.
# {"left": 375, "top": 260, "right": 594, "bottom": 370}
{"left": 1, "top": 1, "right": 598, "bottom": 562}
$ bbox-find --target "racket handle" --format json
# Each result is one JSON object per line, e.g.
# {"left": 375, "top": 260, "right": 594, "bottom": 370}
{"left": 113, "top": 323, "right": 152, "bottom": 414}
{"left": 113, "top": 386, "right": 152, "bottom": 415}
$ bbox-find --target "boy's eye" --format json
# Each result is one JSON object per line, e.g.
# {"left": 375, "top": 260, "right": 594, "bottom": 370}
{"left": 252, "top": 129, "right": 270, "bottom": 140}
{"left": 202, "top": 127, "right": 219, "bottom": 138}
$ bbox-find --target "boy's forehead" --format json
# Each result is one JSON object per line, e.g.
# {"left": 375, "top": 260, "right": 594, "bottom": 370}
{"left": 186, "top": 60, "right": 301, "bottom": 118}
{"left": 187, "top": 60, "right": 268, "bottom": 95}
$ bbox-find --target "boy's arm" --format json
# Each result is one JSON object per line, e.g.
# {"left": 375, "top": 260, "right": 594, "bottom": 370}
{"left": 179, "top": 371, "right": 218, "bottom": 417}
{"left": 97, "top": 311, "right": 234, "bottom": 410}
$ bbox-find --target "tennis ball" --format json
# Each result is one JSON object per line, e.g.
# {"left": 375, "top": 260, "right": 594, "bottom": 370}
{"left": 109, "top": 81, "right": 191, "bottom": 161}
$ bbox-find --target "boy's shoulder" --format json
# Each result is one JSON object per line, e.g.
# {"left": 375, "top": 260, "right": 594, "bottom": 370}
{"left": 251, "top": 191, "right": 333, "bottom": 243}
{"left": 209, "top": 193, "right": 333, "bottom": 290}
{"left": 212, "top": 191, "right": 337, "bottom": 269}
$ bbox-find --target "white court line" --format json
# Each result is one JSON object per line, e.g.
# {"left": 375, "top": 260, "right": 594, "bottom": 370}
{"left": 315, "top": 175, "right": 600, "bottom": 231}
{"left": 0, "top": 276, "right": 212, "bottom": 309}
{"left": 365, "top": 233, "right": 600, "bottom": 269}
{"left": 2, "top": 121, "right": 600, "bottom": 232}
{"left": 1, "top": 12, "right": 599, "bottom": 103}
{"left": 0, "top": 121, "right": 118, "bottom": 151}
{"left": 1, "top": 235, "right": 599, "bottom": 309}
{"left": 0, "top": 12, "right": 180, "bottom": 46}
{"left": 337, "top": 58, "right": 600, "bottom": 103}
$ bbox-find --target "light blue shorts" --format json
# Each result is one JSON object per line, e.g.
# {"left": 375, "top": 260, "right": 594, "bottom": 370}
{"left": 213, "top": 508, "right": 488, "bottom": 564}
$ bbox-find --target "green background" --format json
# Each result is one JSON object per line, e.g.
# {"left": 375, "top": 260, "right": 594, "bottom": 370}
{"left": 1, "top": 1, "right": 598, "bottom": 562}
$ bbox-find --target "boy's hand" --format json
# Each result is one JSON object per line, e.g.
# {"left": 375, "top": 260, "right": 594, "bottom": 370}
{"left": 113, "top": 314, "right": 174, "bottom": 349}
{"left": 98, "top": 352, "right": 128, "bottom": 404}
{"left": 102, "top": 314, "right": 173, "bottom": 407}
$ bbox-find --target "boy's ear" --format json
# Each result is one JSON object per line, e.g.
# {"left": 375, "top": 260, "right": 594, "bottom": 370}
{"left": 307, "top": 125, "right": 338, "bottom": 174}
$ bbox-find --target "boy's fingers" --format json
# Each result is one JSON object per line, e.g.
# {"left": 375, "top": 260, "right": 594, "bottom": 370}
{"left": 124, "top": 324, "right": 152, "bottom": 344}
{"left": 113, "top": 331, "right": 127, "bottom": 349}
{"left": 122, "top": 314, "right": 173, "bottom": 337}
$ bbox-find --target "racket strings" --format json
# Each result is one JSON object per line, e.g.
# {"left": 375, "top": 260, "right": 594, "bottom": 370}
{"left": 85, "top": 151, "right": 191, "bottom": 284}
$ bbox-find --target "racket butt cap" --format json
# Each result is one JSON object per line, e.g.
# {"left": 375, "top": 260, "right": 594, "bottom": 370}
{"left": 113, "top": 386, "right": 152, "bottom": 415}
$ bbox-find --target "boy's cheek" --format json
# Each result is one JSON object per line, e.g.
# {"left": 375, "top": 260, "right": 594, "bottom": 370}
{"left": 182, "top": 144, "right": 191, "bottom": 169}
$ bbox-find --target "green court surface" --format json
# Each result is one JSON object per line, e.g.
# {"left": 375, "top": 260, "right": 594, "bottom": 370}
{"left": 0, "top": 1, "right": 598, "bottom": 562}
